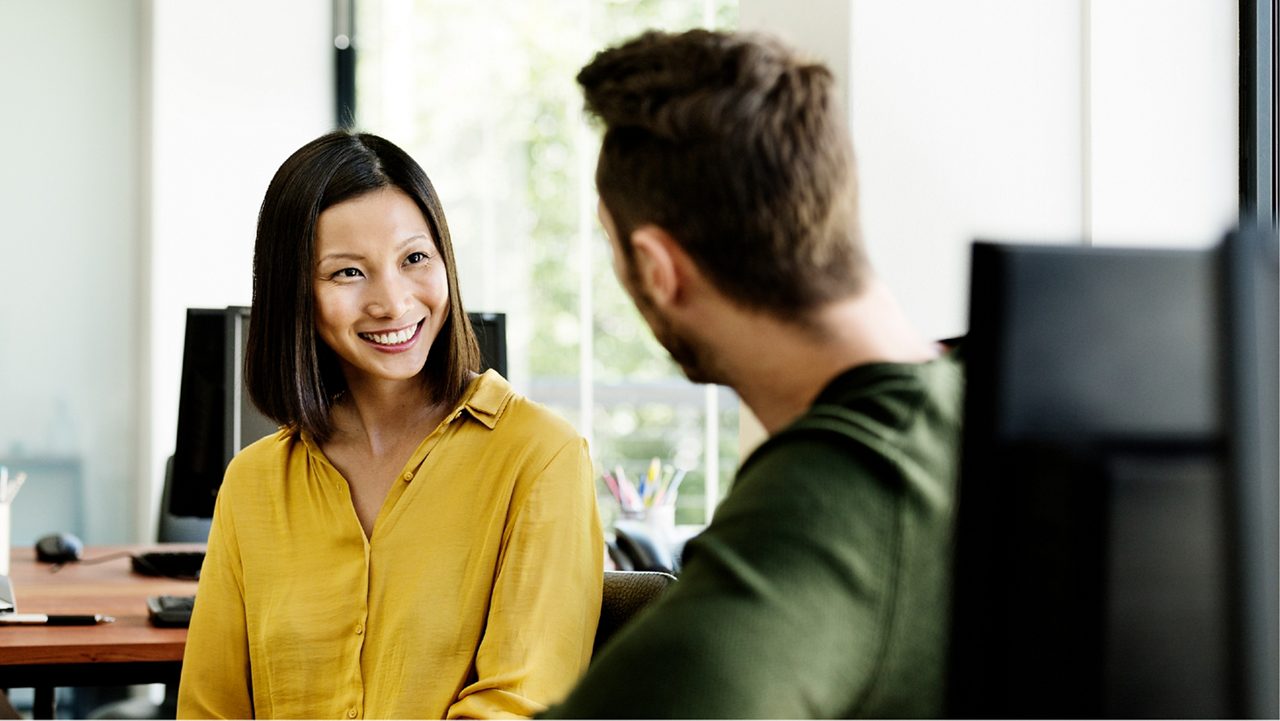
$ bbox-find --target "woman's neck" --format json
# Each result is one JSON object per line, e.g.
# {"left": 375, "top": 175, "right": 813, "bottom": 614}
{"left": 331, "top": 377, "right": 443, "bottom": 457}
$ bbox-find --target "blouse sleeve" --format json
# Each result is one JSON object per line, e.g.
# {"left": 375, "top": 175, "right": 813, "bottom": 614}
{"left": 176, "top": 485, "right": 254, "bottom": 720}
{"left": 447, "top": 438, "right": 604, "bottom": 719}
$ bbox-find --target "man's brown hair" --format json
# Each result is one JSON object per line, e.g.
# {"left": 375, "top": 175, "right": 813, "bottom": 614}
{"left": 577, "top": 29, "right": 868, "bottom": 318}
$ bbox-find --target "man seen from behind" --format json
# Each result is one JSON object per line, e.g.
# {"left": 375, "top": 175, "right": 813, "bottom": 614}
{"left": 544, "top": 29, "right": 963, "bottom": 719}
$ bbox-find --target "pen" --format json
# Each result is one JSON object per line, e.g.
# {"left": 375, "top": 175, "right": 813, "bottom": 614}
{"left": 663, "top": 468, "right": 688, "bottom": 506}
{"left": 0, "top": 613, "right": 115, "bottom": 626}
{"left": 613, "top": 467, "right": 644, "bottom": 512}
{"left": 642, "top": 457, "right": 662, "bottom": 506}
{"left": 652, "top": 464, "right": 674, "bottom": 507}
{"left": 601, "top": 472, "right": 623, "bottom": 505}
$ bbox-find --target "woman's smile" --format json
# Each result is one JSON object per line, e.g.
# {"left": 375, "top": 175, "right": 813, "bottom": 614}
{"left": 358, "top": 319, "right": 425, "bottom": 352}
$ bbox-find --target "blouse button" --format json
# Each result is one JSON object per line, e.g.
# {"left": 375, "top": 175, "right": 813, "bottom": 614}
{"left": 355, "top": 624, "right": 364, "bottom": 635}
{"left": 347, "top": 709, "right": 357, "bottom": 718}
{"left": 402, "top": 471, "right": 414, "bottom": 481}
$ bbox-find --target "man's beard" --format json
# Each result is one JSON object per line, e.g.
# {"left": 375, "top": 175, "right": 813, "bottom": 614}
{"left": 630, "top": 283, "right": 719, "bottom": 385}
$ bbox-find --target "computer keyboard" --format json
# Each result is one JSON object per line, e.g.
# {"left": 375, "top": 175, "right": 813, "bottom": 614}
{"left": 132, "top": 550, "right": 205, "bottom": 580}
{"left": 147, "top": 594, "right": 195, "bottom": 627}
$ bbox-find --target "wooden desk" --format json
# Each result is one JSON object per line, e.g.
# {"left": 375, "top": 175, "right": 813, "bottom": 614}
{"left": 1, "top": 545, "right": 201, "bottom": 718}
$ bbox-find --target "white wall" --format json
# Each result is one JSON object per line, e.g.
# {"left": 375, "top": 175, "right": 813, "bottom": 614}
{"left": 1089, "top": 1, "right": 1238, "bottom": 247}
{"left": 848, "top": 0, "right": 1085, "bottom": 340}
{"left": 0, "top": 1, "right": 332, "bottom": 542}
{"left": 0, "top": 0, "right": 141, "bottom": 543}
{"left": 0, "top": 28, "right": 330, "bottom": 721}
{"left": 142, "top": 0, "right": 333, "bottom": 539}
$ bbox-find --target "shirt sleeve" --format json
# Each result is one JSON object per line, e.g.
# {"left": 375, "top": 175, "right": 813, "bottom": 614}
{"left": 541, "top": 437, "right": 904, "bottom": 719}
{"left": 448, "top": 438, "right": 605, "bottom": 719}
{"left": 177, "top": 482, "right": 254, "bottom": 720}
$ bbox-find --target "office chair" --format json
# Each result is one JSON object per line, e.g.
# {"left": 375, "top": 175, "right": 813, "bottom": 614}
{"left": 0, "top": 693, "right": 19, "bottom": 720}
{"left": 611, "top": 520, "right": 678, "bottom": 574}
{"left": 593, "top": 570, "right": 677, "bottom": 657}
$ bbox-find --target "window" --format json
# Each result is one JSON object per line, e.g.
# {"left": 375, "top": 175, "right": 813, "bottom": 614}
{"left": 353, "top": 0, "right": 740, "bottom": 526}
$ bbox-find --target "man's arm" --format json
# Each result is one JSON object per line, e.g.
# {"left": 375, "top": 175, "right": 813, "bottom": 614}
{"left": 544, "top": 438, "right": 904, "bottom": 719}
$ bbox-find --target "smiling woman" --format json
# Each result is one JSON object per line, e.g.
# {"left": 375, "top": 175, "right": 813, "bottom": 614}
{"left": 175, "top": 130, "right": 604, "bottom": 720}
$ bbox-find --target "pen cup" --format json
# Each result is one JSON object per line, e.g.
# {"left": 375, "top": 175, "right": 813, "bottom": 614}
{"left": 643, "top": 503, "right": 676, "bottom": 539}
{"left": 620, "top": 504, "right": 675, "bottom": 541}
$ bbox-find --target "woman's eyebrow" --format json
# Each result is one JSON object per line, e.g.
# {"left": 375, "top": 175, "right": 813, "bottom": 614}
{"left": 398, "top": 233, "right": 430, "bottom": 250}
{"left": 316, "top": 251, "right": 364, "bottom": 265}
{"left": 316, "top": 233, "right": 432, "bottom": 266}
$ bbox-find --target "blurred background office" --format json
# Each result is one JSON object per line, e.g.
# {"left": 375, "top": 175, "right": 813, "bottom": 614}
{"left": 0, "top": 0, "right": 1245, "bottom": 549}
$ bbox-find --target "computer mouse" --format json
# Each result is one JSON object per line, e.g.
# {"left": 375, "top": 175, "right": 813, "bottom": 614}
{"left": 35, "top": 532, "right": 84, "bottom": 564}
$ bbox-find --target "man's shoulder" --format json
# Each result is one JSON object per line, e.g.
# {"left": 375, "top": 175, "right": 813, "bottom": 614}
{"left": 751, "top": 354, "right": 962, "bottom": 469}
{"left": 811, "top": 353, "right": 963, "bottom": 431}
{"left": 723, "top": 355, "right": 964, "bottom": 531}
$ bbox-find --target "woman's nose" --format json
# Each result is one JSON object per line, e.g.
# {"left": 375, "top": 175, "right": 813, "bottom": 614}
{"left": 365, "top": 273, "right": 412, "bottom": 319}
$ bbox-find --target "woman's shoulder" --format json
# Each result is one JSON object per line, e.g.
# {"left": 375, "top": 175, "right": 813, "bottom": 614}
{"left": 221, "top": 427, "right": 297, "bottom": 491}
{"left": 465, "top": 371, "right": 582, "bottom": 447}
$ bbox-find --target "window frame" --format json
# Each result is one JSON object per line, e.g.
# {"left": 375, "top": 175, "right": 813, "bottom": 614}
{"left": 1240, "top": 0, "right": 1278, "bottom": 228}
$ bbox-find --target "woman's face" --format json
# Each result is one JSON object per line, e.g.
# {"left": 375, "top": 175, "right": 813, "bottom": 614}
{"left": 312, "top": 186, "right": 449, "bottom": 389}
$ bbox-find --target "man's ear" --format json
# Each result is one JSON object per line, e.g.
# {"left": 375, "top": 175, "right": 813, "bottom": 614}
{"left": 628, "top": 225, "right": 683, "bottom": 308}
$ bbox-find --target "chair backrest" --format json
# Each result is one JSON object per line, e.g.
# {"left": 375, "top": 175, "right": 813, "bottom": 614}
{"left": 594, "top": 570, "right": 677, "bottom": 657}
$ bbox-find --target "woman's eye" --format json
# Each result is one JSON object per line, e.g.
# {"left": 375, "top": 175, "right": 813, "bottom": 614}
{"left": 406, "top": 251, "right": 428, "bottom": 265}
{"left": 333, "top": 267, "right": 363, "bottom": 279}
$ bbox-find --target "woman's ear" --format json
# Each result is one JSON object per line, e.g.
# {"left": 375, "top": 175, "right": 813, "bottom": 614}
{"left": 628, "top": 225, "right": 682, "bottom": 308}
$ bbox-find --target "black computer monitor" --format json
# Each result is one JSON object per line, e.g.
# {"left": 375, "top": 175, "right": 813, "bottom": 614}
{"left": 169, "top": 307, "right": 277, "bottom": 518}
{"left": 168, "top": 309, "right": 508, "bottom": 519}
{"left": 469, "top": 311, "right": 508, "bottom": 378}
{"left": 947, "top": 227, "right": 1278, "bottom": 718}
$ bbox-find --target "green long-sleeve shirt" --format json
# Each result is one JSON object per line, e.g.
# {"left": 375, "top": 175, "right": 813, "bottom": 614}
{"left": 545, "top": 352, "right": 963, "bottom": 718}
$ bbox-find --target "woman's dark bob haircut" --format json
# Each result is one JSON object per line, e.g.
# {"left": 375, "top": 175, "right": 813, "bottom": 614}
{"left": 244, "top": 130, "right": 480, "bottom": 442}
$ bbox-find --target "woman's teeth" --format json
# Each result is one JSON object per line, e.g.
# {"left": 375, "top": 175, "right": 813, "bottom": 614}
{"left": 360, "top": 325, "right": 415, "bottom": 345}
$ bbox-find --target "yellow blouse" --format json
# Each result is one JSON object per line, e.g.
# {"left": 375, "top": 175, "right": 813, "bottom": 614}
{"left": 177, "top": 371, "right": 604, "bottom": 719}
